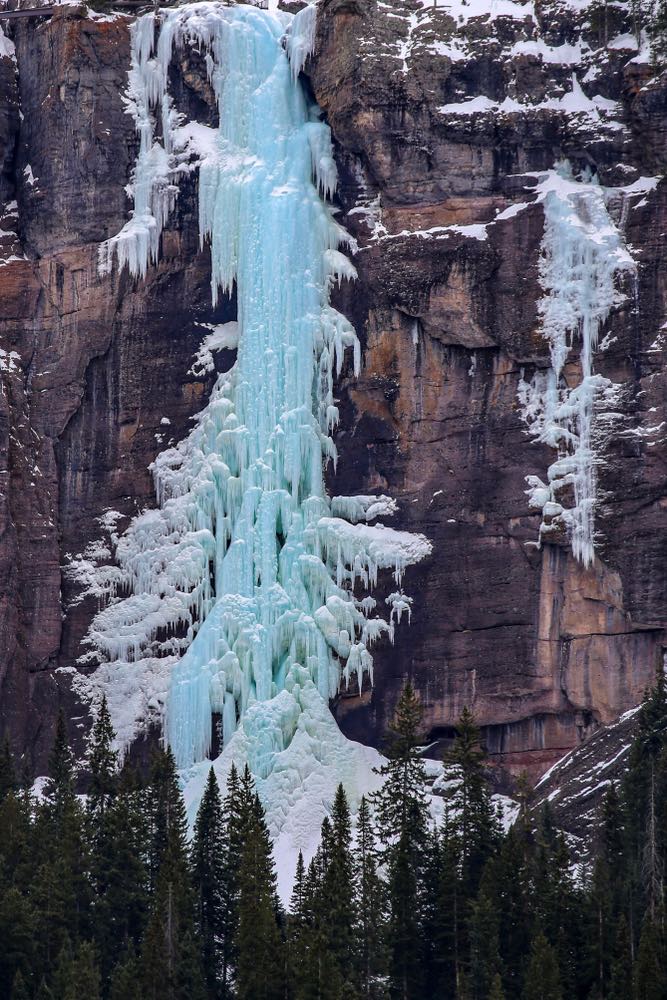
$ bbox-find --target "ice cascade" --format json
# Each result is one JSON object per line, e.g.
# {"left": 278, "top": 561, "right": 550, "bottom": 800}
{"left": 86, "top": 2, "right": 430, "bottom": 796}
{"left": 519, "top": 164, "right": 634, "bottom": 566}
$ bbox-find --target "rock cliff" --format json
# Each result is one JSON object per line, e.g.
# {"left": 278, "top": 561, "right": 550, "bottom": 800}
{"left": 0, "top": 0, "right": 664, "bottom": 778}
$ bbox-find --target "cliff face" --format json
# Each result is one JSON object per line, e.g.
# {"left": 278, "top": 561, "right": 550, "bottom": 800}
{"left": 307, "top": 0, "right": 667, "bottom": 773}
{"left": 0, "top": 0, "right": 664, "bottom": 776}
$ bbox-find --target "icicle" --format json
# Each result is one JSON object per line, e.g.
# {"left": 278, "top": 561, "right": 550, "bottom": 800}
{"left": 84, "top": 4, "right": 431, "bottom": 767}
{"left": 519, "top": 162, "right": 635, "bottom": 567}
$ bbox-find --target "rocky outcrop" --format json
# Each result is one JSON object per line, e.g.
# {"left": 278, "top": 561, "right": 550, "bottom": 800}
{"left": 0, "top": 0, "right": 664, "bottom": 777}
{"left": 306, "top": 0, "right": 667, "bottom": 774}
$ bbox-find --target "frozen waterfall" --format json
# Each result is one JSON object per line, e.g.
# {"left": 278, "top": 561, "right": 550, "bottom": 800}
{"left": 519, "top": 163, "right": 635, "bottom": 567}
{"left": 81, "top": 1, "right": 429, "bottom": 855}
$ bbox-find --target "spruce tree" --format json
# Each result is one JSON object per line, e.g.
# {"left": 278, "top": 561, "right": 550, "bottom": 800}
{"left": 521, "top": 933, "right": 562, "bottom": 1000}
{"left": 110, "top": 946, "right": 142, "bottom": 1000}
{"left": 444, "top": 707, "right": 498, "bottom": 898}
{"left": 92, "top": 763, "right": 150, "bottom": 986}
{"left": 634, "top": 913, "right": 667, "bottom": 1000}
{"left": 288, "top": 851, "right": 309, "bottom": 999}
{"left": 607, "top": 915, "right": 632, "bottom": 1000}
{"left": 33, "top": 712, "right": 91, "bottom": 972}
{"left": 53, "top": 939, "right": 101, "bottom": 1000}
{"left": 87, "top": 695, "right": 118, "bottom": 820}
{"left": 11, "top": 969, "right": 31, "bottom": 1000}
{"left": 0, "top": 886, "right": 36, "bottom": 996}
{"left": 235, "top": 792, "right": 284, "bottom": 1000}
{"left": 488, "top": 972, "right": 505, "bottom": 1000}
{"left": 0, "top": 739, "right": 16, "bottom": 804}
{"left": 422, "top": 817, "right": 460, "bottom": 1000}
{"left": 468, "top": 885, "right": 502, "bottom": 1000}
{"left": 44, "top": 710, "right": 76, "bottom": 817}
{"left": 318, "top": 784, "right": 358, "bottom": 993}
{"left": 146, "top": 747, "right": 189, "bottom": 891}
{"left": 371, "top": 682, "right": 429, "bottom": 1000}
{"left": 355, "top": 796, "right": 388, "bottom": 999}
{"left": 139, "top": 752, "right": 205, "bottom": 1000}
{"left": 191, "top": 768, "right": 226, "bottom": 998}
{"left": 140, "top": 864, "right": 206, "bottom": 1000}
{"left": 219, "top": 762, "right": 256, "bottom": 997}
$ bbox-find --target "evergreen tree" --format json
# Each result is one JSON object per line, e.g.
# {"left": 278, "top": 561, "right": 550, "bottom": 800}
{"left": 33, "top": 712, "right": 91, "bottom": 974}
{"left": 371, "top": 682, "right": 429, "bottom": 1000}
{"left": 0, "top": 886, "right": 35, "bottom": 996}
{"left": 492, "top": 823, "right": 532, "bottom": 998}
{"left": 444, "top": 707, "right": 498, "bottom": 898}
{"left": 87, "top": 695, "right": 118, "bottom": 820}
{"left": 110, "top": 945, "right": 142, "bottom": 1000}
{"left": 355, "top": 796, "right": 388, "bottom": 999}
{"left": 468, "top": 885, "right": 502, "bottom": 1000}
{"left": 146, "top": 747, "right": 189, "bottom": 891}
{"left": 53, "top": 939, "right": 101, "bottom": 1000}
{"left": 11, "top": 969, "right": 31, "bottom": 1000}
{"left": 139, "top": 752, "right": 205, "bottom": 1000}
{"left": 191, "top": 767, "right": 226, "bottom": 998}
{"left": 633, "top": 912, "right": 667, "bottom": 1000}
{"left": 288, "top": 851, "right": 309, "bottom": 999}
{"left": 521, "top": 932, "right": 562, "bottom": 1000}
{"left": 422, "top": 817, "right": 460, "bottom": 1000}
{"left": 92, "top": 763, "right": 150, "bottom": 987}
{"left": 607, "top": 915, "right": 633, "bottom": 1000}
{"left": 488, "top": 972, "right": 505, "bottom": 1000}
{"left": 235, "top": 792, "right": 284, "bottom": 1000}
{"left": 44, "top": 710, "right": 77, "bottom": 817}
{"left": 318, "top": 784, "right": 358, "bottom": 994}
{"left": 0, "top": 739, "right": 16, "bottom": 804}
{"left": 219, "top": 762, "right": 256, "bottom": 997}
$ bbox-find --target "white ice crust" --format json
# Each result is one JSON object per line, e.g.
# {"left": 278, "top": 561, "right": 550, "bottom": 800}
{"left": 518, "top": 162, "right": 635, "bottom": 565}
{"left": 72, "top": 3, "right": 431, "bottom": 863}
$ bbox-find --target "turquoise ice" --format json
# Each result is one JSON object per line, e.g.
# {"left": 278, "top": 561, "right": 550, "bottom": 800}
{"left": 91, "top": 4, "right": 430, "bottom": 777}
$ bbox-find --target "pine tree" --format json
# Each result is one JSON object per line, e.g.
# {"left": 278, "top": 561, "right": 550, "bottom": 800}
{"left": 219, "top": 762, "right": 256, "bottom": 998}
{"left": 53, "top": 939, "right": 101, "bottom": 1000}
{"left": 139, "top": 752, "right": 205, "bottom": 1000}
{"left": 191, "top": 768, "right": 226, "bottom": 998}
{"left": 371, "top": 682, "right": 429, "bottom": 1000}
{"left": 317, "top": 784, "right": 358, "bottom": 993}
{"left": 92, "top": 763, "right": 150, "bottom": 986}
{"left": 422, "top": 818, "right": 460, "bottom": 1000}
{"left": 288, "top": 851, "right": 309, "bottom": 998}
{"left": 146, "top": 747, "right": 189, "bottom": 891}
{"left": 87, "top": 695, "right": 118, "bottom": 820}
{"left": 0, "top": 739, "right": 16, "bottom": 804}
{"left": 530, "top": 806, "right": 582, "bottom": 997}
{"left": 33, "top": 712, "right": 91, "bottom": 973}
{"left": 0, "top": 886, "right": 36, "bottom": 995}
{"left": 44, "top": 710, "right": 76, "bottom": 817}
{"left": 468, "top": 885, "right": 502, "bottom": 1000}
{"left": 521, "top": 933, "right": 562, "bottom": 1000}
{"left": 488, "top": 972, "right": 505, "bottom": 1000}
{"left": 11, "top": 969, "right": 31, "bottom": 1000}
{"left": 235, "top": 792, "right": 284, "bottom": 1000}
{"left": 109, "top": 944, "right": 142, "bottom": 1000}
{"left": 607, "top": 915, "right": 632, "bottom": 1000}
{"left": 492, "top": 823, "right": 532, "bottom": 999}
{"left": 355, "top": 796, "right": 387, "bottom": 999}
{"left": 634, "top": 912, "right": 667, "bottom": 1000}
{"left": 444, "top": 707, "right": 498, "bottom": 898}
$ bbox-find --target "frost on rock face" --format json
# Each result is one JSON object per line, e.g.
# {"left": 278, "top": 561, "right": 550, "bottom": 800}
{"left": 519, "top": 163, "right": 635, "bottom": 566}
{"left": 80, "top": 3, "right": 430, "bottom": 841}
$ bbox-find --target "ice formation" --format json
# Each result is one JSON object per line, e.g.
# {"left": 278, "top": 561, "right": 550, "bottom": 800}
{"left": 519, "top": 163, "right": 634, "bottom": 566}
{"left": 83, "top": 3, "right": 430, "bottom": 835}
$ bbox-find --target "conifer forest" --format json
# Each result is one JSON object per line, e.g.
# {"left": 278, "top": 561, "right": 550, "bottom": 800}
{"left": 2, "top": 677, "right": 667, "bottom": 999}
